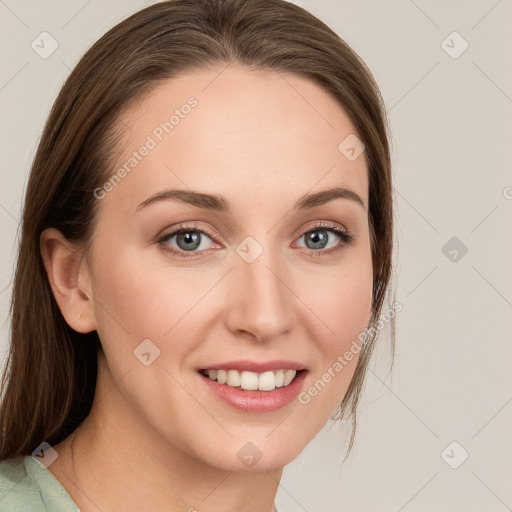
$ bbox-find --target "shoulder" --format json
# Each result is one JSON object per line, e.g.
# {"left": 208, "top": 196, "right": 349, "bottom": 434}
{"left": 0, "top": 455, "right": 80, "bottom": 511}
{"left": 0, "top": 455, "right": 47, "bottom": 510}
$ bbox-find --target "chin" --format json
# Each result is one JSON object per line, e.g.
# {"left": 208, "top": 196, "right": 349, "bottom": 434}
{"left": 196, "top": 436, "right": 306, "bottom": 473}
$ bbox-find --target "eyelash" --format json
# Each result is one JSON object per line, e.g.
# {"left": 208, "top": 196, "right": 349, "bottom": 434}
{"left": 156, "top": 220, "right": 354, "bottom": 259}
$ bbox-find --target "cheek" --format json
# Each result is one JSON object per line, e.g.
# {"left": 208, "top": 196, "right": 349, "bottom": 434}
{"left": 298, "top": 253, "right": 373, "bottom": 401}
{"left": 304, "top": 257, "right": 374, "bottom": 346}
{"left": 90, "top": 242, "right": 217, "bottom": 358}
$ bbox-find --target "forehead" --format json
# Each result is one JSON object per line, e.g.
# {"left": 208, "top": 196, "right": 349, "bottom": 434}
{"left": 104, "top": 65, "right": 368, "bottom": 215}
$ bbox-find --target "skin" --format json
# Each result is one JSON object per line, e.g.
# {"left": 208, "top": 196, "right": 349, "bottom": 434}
{"left": 40, "top": 65, "right": 373, "bottom": 512}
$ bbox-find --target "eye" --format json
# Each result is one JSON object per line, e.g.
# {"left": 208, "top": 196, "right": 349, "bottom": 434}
{"left": 294, "top": 221, "right": 354, "bottom": 257}
{"left": 157, "top": 222, "right": 219, "bottom": 257}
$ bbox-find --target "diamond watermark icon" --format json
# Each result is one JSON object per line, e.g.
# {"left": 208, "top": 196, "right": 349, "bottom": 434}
{"left": 237, "top": 442, "right": 263, "bottom": 468}
{"left": 442, "top": 236, "right": 468, "bottom": 263}
{"left": 338, "top": 134, "right": 365, "bottom": 161}
{"left": 134, "top": 338, "right": 161, "bottom": 366}
{"left": 441, "top": 31, "right": 469, "bottom": 59}
{"left": 236, "top": 236, "right": 264, "bottom": 263}
{"left": 31, "top": 442, "right": 58, "bottom": 468}
{"left": 31, "top": 31, "right": 59, "bottom": 59}
{"left": 441, "top": 441, "right": 469, "bottom": 469}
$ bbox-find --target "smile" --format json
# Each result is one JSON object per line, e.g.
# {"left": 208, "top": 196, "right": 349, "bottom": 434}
{"left": 199, "top": 368, "right": 299, "bottom": 391}
{"left": 198, "top": 366, "right": 308, "bottom": 412}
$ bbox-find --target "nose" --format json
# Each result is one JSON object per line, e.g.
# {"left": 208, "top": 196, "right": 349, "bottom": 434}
{"left": 224, "top": 250, "right": 296, "bottom": 343}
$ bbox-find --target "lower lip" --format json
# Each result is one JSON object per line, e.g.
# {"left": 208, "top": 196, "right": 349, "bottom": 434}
{"left": 199, "top": 370, "right": 308, "bottom": 412}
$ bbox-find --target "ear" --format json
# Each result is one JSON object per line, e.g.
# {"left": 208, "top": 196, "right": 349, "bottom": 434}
{"left": 40, "top": 228, "right": 96, "bottom": 333}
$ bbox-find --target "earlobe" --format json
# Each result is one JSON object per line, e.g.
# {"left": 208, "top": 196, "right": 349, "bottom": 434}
{"left": 39, "top": 228, "right": 96, "bottom": 333}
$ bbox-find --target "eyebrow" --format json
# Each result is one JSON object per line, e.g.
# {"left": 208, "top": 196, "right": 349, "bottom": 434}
{"left": 135, "top": 185, "right": 366, "bottom": 214}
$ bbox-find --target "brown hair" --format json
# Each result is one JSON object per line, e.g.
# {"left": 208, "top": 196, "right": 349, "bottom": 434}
{"left": 0, "top": 0, "right": 395, "bottom": 463}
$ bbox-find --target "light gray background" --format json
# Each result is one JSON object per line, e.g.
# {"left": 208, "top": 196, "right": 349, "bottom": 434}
{"left": 1, "top": 1, "right": 511, "bottom": 511}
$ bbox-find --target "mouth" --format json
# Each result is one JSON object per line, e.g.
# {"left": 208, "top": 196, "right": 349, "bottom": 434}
{"left": 198, "top": 368, "right": 306, "bottom": 392}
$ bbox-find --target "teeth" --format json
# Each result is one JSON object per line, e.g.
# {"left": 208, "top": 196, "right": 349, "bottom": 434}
{"left": 258, "top": 371, "right": 275, "bottom": 391}
{"left": 204, "top": 368, "right": 298, "bottom": 391}
{"left": 283, "top": 369, "right": 296, "bottom": 386}
{"left": 227, "top": 369, "right": 241, "bottom": 387}
{"left": 240, "top": 371, "right": 259, "bottom": 391}
{"left": 274, "top": 369, "right": 285, "bottom": 388}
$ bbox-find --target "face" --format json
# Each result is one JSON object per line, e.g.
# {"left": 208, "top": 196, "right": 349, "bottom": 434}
{"left": 83, "top": 65, "right": 373, "bottom": 471}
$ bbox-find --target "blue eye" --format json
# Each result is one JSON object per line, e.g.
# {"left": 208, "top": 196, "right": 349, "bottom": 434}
{"left": 298, "top": 228, "right": 346, "bottom": 250}
{"left": 295, "top": 222, "right": 354, "bottom": 257}
{"left": 158, "top": 224, "right": 216, "bottom": 257}
{"left": 168, "top": 230, "right": 212, "bottom": 251}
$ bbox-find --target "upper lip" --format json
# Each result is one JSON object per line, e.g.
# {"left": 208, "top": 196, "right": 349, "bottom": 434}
{"left": 198, "top": 360, "right": 307, "bottom": 373}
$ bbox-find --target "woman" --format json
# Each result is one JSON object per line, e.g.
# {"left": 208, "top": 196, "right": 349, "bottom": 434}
{"left": 0, "top": 0, "right": 396, "bottom": 510}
